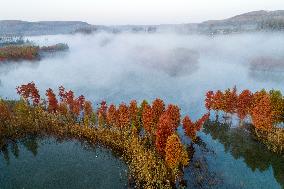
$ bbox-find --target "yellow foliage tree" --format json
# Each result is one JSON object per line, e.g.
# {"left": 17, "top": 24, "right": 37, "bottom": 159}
{"left": 165, "top": 133, "right": 189, "bottom": 170}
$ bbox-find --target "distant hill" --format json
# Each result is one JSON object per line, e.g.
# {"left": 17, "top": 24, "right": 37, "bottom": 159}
{"left": 0, "top": 20, "right": 91, "bottom": 36}
{"left": 197, "top": 10, "right": 284, "bottom": 34}
{"left": 0, "top": 10, "right": 284, "bottom": 36}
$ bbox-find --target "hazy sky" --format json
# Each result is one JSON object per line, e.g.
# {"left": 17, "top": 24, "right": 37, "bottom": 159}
{"left": 1, "top": 0, "right": 284, "bottom": 25}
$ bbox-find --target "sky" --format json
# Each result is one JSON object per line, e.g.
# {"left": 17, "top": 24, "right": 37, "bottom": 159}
{"left": 1, "top": 0, "right": 284, "bottom": 25}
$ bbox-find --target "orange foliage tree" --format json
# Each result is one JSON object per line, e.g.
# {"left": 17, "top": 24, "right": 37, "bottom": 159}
{"left": 16, "top": 82, "right": 40, "bottom": 105}
{"left": 182, "top": 113, "right": 210, "bottom": 140}
{"left": 205, "top": 87, "right": 283, "bottom": 133}
{"left": 142, "top": 104, "right": 154, "bottom": 135}
{"left": 107, "top": 104, "right": 117, "bottom": 127}
{"left": 155, "top": 113, "right": 176, "bottom": 155}
{"left": 73, "top": 95, "right": 85, "bottom": 117}
{"left": 205, "top": 91, "right": 214, "bottom": 111}
{"left": 117, "top": 103, "right": 130, "bottom": 129}
{"left": 152, "top": 98, "right": 165, "bottom": 125}
{"left": 165, "top": 104, "right": 180, "bottom": 129}
{"left": 57, "top": 86, "right": 86, "bottom": 117}
{"left": 58, "top": 86, "right": 75, "bottom": 112}
{"left": 223, "top": 87, "right": 238, "bottom": 114}
{"left": 45, "top": 88, "right": 58, "bottom": 113}
{"left": 237, "top": 89, "right": 253, "bottom": 121}
{"left": 165, "top": 133, "right": 189, "bottom": 169}
{"left": 251, "top": 93, "right": 274, "bottom": 132}
{"left": 212, "top": 90, "right": 224, "bottom": 113}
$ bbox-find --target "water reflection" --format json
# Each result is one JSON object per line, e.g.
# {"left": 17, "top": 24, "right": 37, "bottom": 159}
{"left": 0, "top": 137, "right": 39, "bottom": 164}
{"left": 184, "top": 142, "right": 222, "bottom": 189}
{"left": 203, "top": 120, "right": 284, "bottom": 188}
{"left": 0, "top": 137, "right": 128, "bottom": 189}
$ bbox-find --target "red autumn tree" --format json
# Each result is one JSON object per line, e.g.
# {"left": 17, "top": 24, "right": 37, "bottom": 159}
{"left": 77, "top": 95, "right": 85, "bottom": 109}
{"left": 212, "top": 90, "right": 224, "bottom": 113}
{"left": 107, "top": 104, "right": 117, "bottom": 127}
{"left": 117, "top": 103, "right": 130, "bottom": 129}
{"left": 16, "top": 82, "right": 40, "bottom": 105}
{"left": 45, "top": 88, "right": 58, "bottom": 113}
{"left": 65, "top": 90, "right": 75, "bottom": 111}
{"left": 152, "top": 98, "right": 165, "bottom": 125}
{"left": 223, "top": 87, "right": 238, "bottom": 114}
{"left": 58, "top": 86, "right": 66, "bottom": 101}
{"left": 58, "top": 86, "right": 75, "bottom": 113}
{"left": 251, "top": 93, "right": 274, "bottom": 132}
{"left": 142, "top": 104, "right": 154, "bottom": 135}
{"left": 237, "top": 89, "right": 253, "bottom": 121}
{"left": 252, "top": 90, "right": 268, "bottom": 108}
{"left": 195, "top": 113, "right": 210, "bottom": 131}
{"left": 72, "top": 95, "right": 85, "bottom": 117}
{"left": 205, "top": 91, "right": 214, "bottom": 111}
{"left": 165, "top": 104, "right": 180, "bottom": 129}
{"left": 155, "top": 112, "right": 176, "bottom": 155}
{"left": 182, "top": 116, "right": 195, "bottom": 139}
{"left": 183, "top": 113, "right": 210, "bottom": 140}
{"left": 57, "top": 86, "right": 87, "bottom": 117}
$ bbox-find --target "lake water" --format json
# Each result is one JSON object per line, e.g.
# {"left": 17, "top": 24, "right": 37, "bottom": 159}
{"left": 0, "top": 137, "right": 128, "bottom": 189}
{"left": 0, "top": 32, "right": 283, "bottom": 188}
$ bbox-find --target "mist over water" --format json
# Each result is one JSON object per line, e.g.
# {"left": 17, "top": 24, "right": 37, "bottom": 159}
{"left": 0, "top": 32, "right": 283, "bottom": 118}
{"left": 0, "top": 32, "right": 284, "bottom": 188}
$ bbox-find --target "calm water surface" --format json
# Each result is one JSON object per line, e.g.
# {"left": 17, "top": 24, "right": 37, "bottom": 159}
{"left": 0, "top": 138, "right": 128, "bottom": 189}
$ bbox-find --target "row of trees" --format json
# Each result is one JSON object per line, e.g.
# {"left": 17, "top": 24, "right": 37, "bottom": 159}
{"left": 14, "top": 82, "right": 209, "bottom": 175}
{"left": 258, "top": 18, "right": 284, "bottom": 31}
{"left": 0, "top": 36, "right": 25, "bottom": 47}
{"left": 40, "top": 43, "right": 69, "bottom": 52}
{"left": 205, "top": 87, "right": 284, "bottom": 131}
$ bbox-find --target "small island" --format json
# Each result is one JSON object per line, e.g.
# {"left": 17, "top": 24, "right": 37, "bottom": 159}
{"left": 0, "top": 36, "right": 69, "bottom": 62}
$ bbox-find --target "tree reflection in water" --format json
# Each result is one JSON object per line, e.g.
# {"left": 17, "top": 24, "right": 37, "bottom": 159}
{"left": 0, "top": 137, "right": 39, "bottom": 164}
{"left": 203, "top": 120, "right": 284, "bottom": 188}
